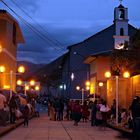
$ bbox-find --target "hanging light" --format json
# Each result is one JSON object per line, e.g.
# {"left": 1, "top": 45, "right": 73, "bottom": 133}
{"left": 71, "top": 73, "right": 74, "bottom": 81}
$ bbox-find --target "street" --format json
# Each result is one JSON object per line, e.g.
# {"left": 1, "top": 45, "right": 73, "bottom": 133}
{"left": 0, "top": 113, "right": 130, "bottom": 140}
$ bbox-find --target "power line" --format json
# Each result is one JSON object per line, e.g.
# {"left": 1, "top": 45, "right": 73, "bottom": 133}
{"left": 1, "top": 0, "right": 65, "bottom": 52}
{"left": 10, "top": 0, "right": 65, "bottom": 49}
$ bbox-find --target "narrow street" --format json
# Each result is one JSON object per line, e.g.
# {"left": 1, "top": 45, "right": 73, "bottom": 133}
{"left": 0, "top": 113, "right": 130, "bottom": 140}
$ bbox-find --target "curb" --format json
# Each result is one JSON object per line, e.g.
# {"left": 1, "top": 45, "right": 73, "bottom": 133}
{"left": 0, "top": 115, "right": 34, "bottom": 137}
{"left": 107, "top": 123, "right": 132, "bottom": 135}
{"left": 0, "top": 119, "right": 24, "bottom": 137}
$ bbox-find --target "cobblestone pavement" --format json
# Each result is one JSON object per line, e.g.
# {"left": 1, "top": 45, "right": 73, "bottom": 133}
{"left": 0, "top": 113, "right": 131, "bottom": 140}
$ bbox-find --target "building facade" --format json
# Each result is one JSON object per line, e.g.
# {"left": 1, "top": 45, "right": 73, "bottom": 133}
{"left": 85, "top": 4, "right": 139, "bottom": 108}
{"left": 0, "top": 10, "right": 24, "bottom": 91}
{"left": 61, "top": 3, "right": 136, "bottom": 102}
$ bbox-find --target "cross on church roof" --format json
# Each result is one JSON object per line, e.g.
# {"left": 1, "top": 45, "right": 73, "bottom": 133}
{"left": 119, "top": 0, "right": 123, "bottom": 4}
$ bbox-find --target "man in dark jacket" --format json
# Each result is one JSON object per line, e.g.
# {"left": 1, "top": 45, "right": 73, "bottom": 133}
{"left": 130, "top": 96, "right": 140, "bottom": 140}
{"left": 9, "top": 95, "right": 17, "bottom": 124}
{"left": 91, "top": 100, "right": 97, "bottom": 126}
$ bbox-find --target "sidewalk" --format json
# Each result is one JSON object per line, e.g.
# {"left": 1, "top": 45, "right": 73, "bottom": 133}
{"left": 107, "top": 122, "right": 132, "bottom": 134}
{"left": 0, "top": 113, "right": 132, "bottom": 140}
{"left": 0, "top": 115, "right": 34, "bottom": 137}
{"left": 0, "top": 119, "right": 24, "bottom": 137}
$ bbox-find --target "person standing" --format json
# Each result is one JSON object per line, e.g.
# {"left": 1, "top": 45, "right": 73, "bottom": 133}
{"left": 0, "top": 92, "right": 7, "bottom": 126}
{"left": 60, "top": 99, "right": 64, "bottom": 120}
{"left": 100, "top": 101, "right": 110, "bottom": 128}
{"left": 35, "top": 100, "right": 40, "bottom": 117}
{"left": 91, "top": 100, "right": 97, "bottom": 126}
{"left": 81, "top": 101, "right": 89, "bottom": 122}
{"left": 130, "top": 96, "right": 140, "bottom": 140}
{"left": 111, "top": 99, "right": 116, "bottom": 123}
{"left": 9, "top": 95, "right": 17, "bottom": 124}
{"left": 23, "top": 105, "right": 30, "bottom": 127}
{"left": 65, "top": 100, "right": 71, "bottom": 120}
{"left": 73, "top": 100, "right": 82, "bottom": 126}
{"left": 53, "top": 98, "right": 61, "bottom": 121}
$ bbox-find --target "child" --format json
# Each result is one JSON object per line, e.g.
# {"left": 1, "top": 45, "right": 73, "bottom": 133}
{"left": 23, "top": 105, "right": 30, "bottom": 127}
{"left": 120, "top": 108, "right": 127, "bottom": 127}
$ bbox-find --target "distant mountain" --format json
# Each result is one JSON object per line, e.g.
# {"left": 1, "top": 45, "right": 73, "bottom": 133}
{"left": 17, "top": 61, "right": 45, "bottom": 80}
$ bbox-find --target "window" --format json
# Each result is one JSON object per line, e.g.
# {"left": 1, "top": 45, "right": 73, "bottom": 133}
{"left": 120, "top": 28, "right": 124, "bottom": 36}
{"left": 119, "top": 9, "right": 125, "bottom": 19}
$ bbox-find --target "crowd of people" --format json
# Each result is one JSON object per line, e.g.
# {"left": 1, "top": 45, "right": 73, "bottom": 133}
{"left": 0, "top": 91, "right": 40, "bottom": 127}
{"left": 1, "top": 90, "right": 140, "bottom": 139}
{"left": 48, "top": 96, "right": 140, "bottom": 139}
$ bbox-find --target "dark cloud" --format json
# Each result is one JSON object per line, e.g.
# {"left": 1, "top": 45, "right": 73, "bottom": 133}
{"left": 13, "top": 0, "right": 40, "bottom": 14}
{"left": 17, "top": 21, "right": 107, "bottom": 64}
{"left": 17, "top": 50, "right": 64, "bottom": 64}
{"left": 1, "top": 0, "right": 139, "bottom": 64}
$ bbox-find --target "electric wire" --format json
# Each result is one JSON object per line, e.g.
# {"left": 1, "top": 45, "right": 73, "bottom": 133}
{"left": 1, "top": 0, "right": 65, "bottom": 52}
{"left": 10, "top": 0, "right": 65, "bottom": 50}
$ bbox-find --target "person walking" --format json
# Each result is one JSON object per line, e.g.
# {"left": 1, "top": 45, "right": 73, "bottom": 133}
{"left": 100, "top": 101, "right": 110, "bottom": 128}
{"left": 91, "top": 100, "right": 97, "bottom": 126}
{"left": 81, "top": 101, "right": 89, "bottom": 122}
{"left": 111, "top": 99, "right": 116, "bottom": 123}
{"left": 9, "top": 95, "right": 17, "bottom": 124}
{"left": 130, "top": 96, "right": 140, "bottom": 140}
{"left": 35, "top": 100, "right": 40, "bottom": 117}
{"left": 65, "top": 100, "right": 71, "bottom": 120}
{"left": 23, "top": 105, "right": 30, "bottom": 127}
{"left": 60, "top": 99, "right": 64, "bottom": 120}
{"left": 0, "top": 91, "right": 7, "bottom": 126}
{"left": 53, "top": 97, "right": 61, "bottom": 121}
{"left": 73, "top": 100, "right": 82, "bottom": 126}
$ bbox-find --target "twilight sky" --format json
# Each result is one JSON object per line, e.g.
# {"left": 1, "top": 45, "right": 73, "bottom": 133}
{"left": 0, "top": 0, "right": 140, "bottom": 64}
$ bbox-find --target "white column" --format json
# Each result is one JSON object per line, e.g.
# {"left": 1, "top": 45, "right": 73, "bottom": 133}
{"left": 115, "top": 76, "right": 119, "bottom": 125}
{"left": 10, "top": 70, "right": 13, "bottom": 99}
{"left": 24, "top": 83, "right": 27, "bottom": 96}
{"left": 94, "top": 92, "right": 96, "bottom": 101}
{"left": 82, "top": 88, "right": 84, "bottom": 105}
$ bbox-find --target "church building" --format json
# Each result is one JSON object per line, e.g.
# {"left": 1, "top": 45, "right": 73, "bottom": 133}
{"left": 60, "top": 2, "right": 137, "bottom": 108}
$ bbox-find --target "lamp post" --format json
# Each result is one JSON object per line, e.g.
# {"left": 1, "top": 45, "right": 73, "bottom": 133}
{"left": 30, "top": 80, "right": 35, "bottom": 86}
{"left": 35, "top": 85, "right": 40, "bottom": 91}
{"left": 98, "top": 82, "right": 104, "bottom": 98}
{"left": 115, "top": 75, "right": 119, "bottom": 125}
{"left": 17, "top": 80, "right": 29, "bottom": 96}
{"left": 76, "top": 86, "right": 84, "bottom": 105}
{"left": 104, "top": 71, "right": 130, "bottom": 125}
{"left": 76, "top": 81, "right": 90, "bottom": 105}
{"left": 0, "top": 65, "right": 25, "bottom": 98}
{"left": 17, "top": 79, "right": 40, "bottom": 96}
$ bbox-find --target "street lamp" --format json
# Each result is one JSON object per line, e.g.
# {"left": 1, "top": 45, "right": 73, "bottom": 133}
{"left": 10, "top": 66, "right": 25, "bottom": 98}
{"left": 17, "top": 66, "right": 25, "bottom": 73}
{"left": 0, "top": 65, "right": 25, "bottom": 98}
{"left": 30, "top": 80, "right": 35, "bottom": 86}
{"left": 17, "top": 80, "right": 29, "bottom": 96}
{"left": 76, "top": 81, "right": 90, "bottom": 105}
{"left": 35, "top": 85, "right": 40, "bottom": 91}
{"left": 104, "top": 71, "right": 130, "bottom": 125}
{"left": 98, "top": 82, "right": 104, "bottom": 87}
{"left": 98, "top": 82, "right": 104, "bottom": 97}
{"left": 0, "top": 66, "right": 5, "bottom": 73}
{"left": 71, "top": 73, "right": 74, "bottom": 81}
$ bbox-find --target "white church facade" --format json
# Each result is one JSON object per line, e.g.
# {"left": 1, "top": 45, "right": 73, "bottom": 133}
{"left": 84, "top": 3, "right": 139, "bottom": 108}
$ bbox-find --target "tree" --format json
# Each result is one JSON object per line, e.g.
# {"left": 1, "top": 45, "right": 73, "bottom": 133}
{"left": 111, "top": 29, "right": 140, "bottom": 76}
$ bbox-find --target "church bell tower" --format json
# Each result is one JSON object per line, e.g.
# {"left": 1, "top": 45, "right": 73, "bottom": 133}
{"left": 113, "top": 0, "right": 129, "bottom": 49}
